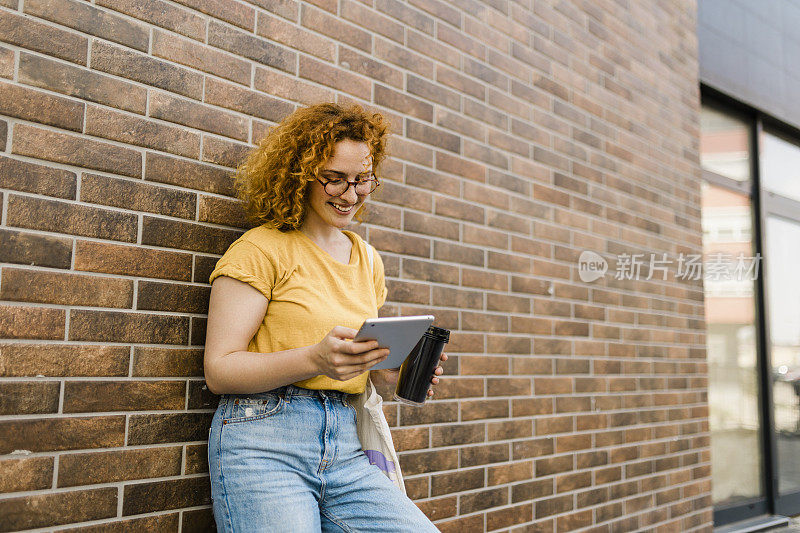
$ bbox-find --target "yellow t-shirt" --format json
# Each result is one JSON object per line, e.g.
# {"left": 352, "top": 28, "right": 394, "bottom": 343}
{"left": 208, "top": 225, "right": 387, "bottom": 394}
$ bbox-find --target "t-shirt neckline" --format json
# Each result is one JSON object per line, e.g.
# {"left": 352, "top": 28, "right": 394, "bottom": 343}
{"left": 296, "top": 229, "right": 357, "bottom": 267}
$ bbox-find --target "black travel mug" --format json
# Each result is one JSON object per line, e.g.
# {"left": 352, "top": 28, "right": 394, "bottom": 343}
{"left": 393, "top": 326, "right": 449, "bottom": 406}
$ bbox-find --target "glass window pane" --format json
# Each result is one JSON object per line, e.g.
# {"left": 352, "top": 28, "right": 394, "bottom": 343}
{"left": 765, "top": 216, "right": 800, "bottom": 495}
{"left": 761, "top": 129, "right": 800, "bottom": 204}
{"left": 700, "top": 106, "right": 752, "bottom": 182}
{"left": 702, "top": 181, "right": 764, "bottom": 505}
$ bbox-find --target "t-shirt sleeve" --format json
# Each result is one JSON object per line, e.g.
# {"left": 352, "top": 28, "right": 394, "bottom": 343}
{"left": 208, "top": 239, "right": 276, "bottom": 300}
{"left": 371, "top": 245, "right": 388, "bottom": 308}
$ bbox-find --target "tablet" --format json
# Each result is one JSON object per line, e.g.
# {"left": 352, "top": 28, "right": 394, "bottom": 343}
{"left": 353, "top": 315, "right": 435, "bottom": 370}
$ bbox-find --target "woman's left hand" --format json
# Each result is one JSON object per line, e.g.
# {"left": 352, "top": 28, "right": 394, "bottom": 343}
{"left": 373, "top": 352, "right": 448, "bottom": 398}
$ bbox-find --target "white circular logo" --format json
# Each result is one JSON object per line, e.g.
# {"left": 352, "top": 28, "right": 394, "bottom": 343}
{"left": 578, "top": 250, "right": 607, "bottom": 282}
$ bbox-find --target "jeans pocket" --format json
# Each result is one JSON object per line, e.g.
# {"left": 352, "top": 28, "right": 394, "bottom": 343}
{"left": 224, "top": 393, "right": 284, "bottom": 424}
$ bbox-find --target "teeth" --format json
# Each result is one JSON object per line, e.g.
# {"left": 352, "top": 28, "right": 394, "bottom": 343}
{"left": 330, "top": 203, "right": 353, "bottom": 213}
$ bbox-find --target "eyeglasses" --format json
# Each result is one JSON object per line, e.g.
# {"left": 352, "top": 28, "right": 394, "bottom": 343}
{"left": 316, "top": 172, "right": 380, "bottom": 197}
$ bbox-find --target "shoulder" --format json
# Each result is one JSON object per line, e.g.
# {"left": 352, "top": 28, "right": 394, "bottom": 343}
{"left": 235, "top": 225, "right": 296, "bottom": 254}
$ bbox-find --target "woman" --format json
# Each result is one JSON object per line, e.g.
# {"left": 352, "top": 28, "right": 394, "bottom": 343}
{"left": 205, "top": 103, "right": 444, "bottom": 532}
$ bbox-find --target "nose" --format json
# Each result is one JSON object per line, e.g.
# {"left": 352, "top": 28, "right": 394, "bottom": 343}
{"left": 340, "top": 183, "right": 359, "bottom": 203}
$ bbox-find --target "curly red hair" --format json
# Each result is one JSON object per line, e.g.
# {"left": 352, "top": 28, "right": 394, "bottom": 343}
{"left": 235, "top": 103, "right": 390, "bottom": 230}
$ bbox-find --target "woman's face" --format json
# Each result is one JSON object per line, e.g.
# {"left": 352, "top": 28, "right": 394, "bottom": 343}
{"left": 305, "top": 139, "right": 373, "bottom": 230}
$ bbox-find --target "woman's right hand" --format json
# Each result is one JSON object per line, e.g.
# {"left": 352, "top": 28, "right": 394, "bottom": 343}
{"left": 310, "top": 326, "right": 390, "bottom": 382}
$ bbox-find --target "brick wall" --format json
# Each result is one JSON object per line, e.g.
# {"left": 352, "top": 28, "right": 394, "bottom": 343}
{"left": 0, "top": 0, "right": 710, "bottom": 531}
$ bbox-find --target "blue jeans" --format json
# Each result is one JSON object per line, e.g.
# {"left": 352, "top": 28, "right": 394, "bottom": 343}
{"left": 208, "top": 385, "right": 438, "bottom": 532}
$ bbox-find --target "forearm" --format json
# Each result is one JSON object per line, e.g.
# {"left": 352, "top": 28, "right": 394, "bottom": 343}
{"left": 204, "top": 345, "right": 320, "bottom": 395}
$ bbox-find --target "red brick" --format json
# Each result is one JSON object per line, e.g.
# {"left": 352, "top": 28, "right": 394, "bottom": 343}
{"left": 0, "top": 344, "right": 129, "bottom": 377}
{"left": 0, "top": 456, "right": 53, "bottom": 493}
{"left": 7, "top": 194, "right": 138, "bottom": 242}
{"left": 81, "top": 172, "right": 195, "bottom": 220}
{"left": 438, "top": 151, "right": 487, "bottom": 182}
{"left": 0, "top": 268, "right": 133, "bottom": 308}
{"left": 96, "top": 0, "right": 206, "bottom": 41}
{"left": 0, "top": 80, "right": 84, "bottom": 132}
{"left": 202, "top": 136, "right": 251, "bottom": 169}
{"left": 407, "top": 76, "right": 460, "bottom": 112}
{"left": 432, "top": 422, "right": 485, "bottom": 447}
{"left": 487, "top": 502, "right": 533, "bottom": 531}
{"left": 436, "top": 64, "right": 485, "bottom": 100}
{"left": 361, "top": 202, "right": 402, "bottom": 229}
{"left": 459, "top": 355, "right": 508, "bottom": 376}
{"left": 128, "top": 412, "right": 213, "bottom": 445}
{"left": 173, "top": 0, "right": 254, "bottom": 30}
{"left": 24, "top": 0, "right": 149, "bottom": 52}
{"left": 489, "top": 419, "right": 533, "bottom": 440}
{"left": 372, "top": 180, "right": 433, "bottom": 212}
{"left": 137, "top": 281, "right": 211, "bottom": 314}
{"left": 487, "top": 461, "right": 533, "bottom": 486}
{"left": 407, "top": 120, "right": 461, "bottom": 153}
{"left": 338, "top": 46, "right": 402, "bottom": 89}
{"left": 63, "top": 380, "right": 185, "bottom": 413}
{"left": 150, "top": 92, "right": 248, "bottom": 142}
{"left": 19, "top": 52, "right": 145, "bottom": 114}
{"left": 198, "top": 195, "right": 248, "bottom": 228}
{"left": 0, "top": 305, "right": 65, "bottom": 340}
{"left": 254, "top": 67, "right": 334, "bottom": 107}
{"left": 187, "top": 379, "right": 217, "bottom": 410}
{"left": 486, "top": 335, "right": 531, "bottom": 355}
{"left": 298, "top": 55, "right": 371, "bottom": 101}
{"left": 145, "top": 151, "right": 235, "bottom": 197}
{"left": 68, "top": 309, "right": 187, "bottom": 344}
{"left": 437, "top": 514, "right": 485, "bottom": 533}
{"left": 12, "top": 123, "right": 142, "bottom": 177}
{"left": 123, "top": 476, "right": 210, "bottom": 515}
{"left": 400, "top": 449, "right": 458, "bottom": 476}
{"left": 0, "top": 46, "right": 13, "bottom": 79}
{"left": 52, "top": 514, "right": 179, "bottom": 532}
{"left": 0, "top": 381, "right": 60, "bottom": 415}
{"left": 409, "top": 0, "right": 460, "bottom": 27}
{"left": 152, "top": 29, "right": 250, "bottom": 85}
{"left": 401, "top": 258, "right": 458, "bottom": 284}
{"left": 0, "top": 9, "right": 88, "bottom": 65}
{"left": 435, "top": 197, "right": 484, "bottom": 224}
{"left": 301, "top": 4, "right": 371, "bottom": 52}
{"left": 415, "top": 495, "right": 457, "bottom": 521}
{"left": 375, "top": 84, "right": 433, "bottom": 122}
{"left": 205, "top": 77, "right": 295, "bottom": 122}
{"left": 256, "top": 11, "right": 335, "bottom": 62}
{"left": 399, "top": 402, "right": 458, "bottom": 426}
{"left": 487, "top": 376, "right": 532, "bottom": 396}
{"left": 185, "top": 443, "right": 209, "bottom": 474}
{"left": 461, "top": 398, "right": 509, "bottom": 421}
{"left": 0, "top": 416, "right": 125, "bottom": 453}
{"left": 0, "top": 488, "right": 117, "bottom": 531}
{"left": 461, "top": 486, "right": 508, "bottom": 514}
{"left": 86, "top": 105, "right": 200, "bottom": 159}
{"left": 142, "top": 216, "right": 240, "bottom": 255}
{"left": 58, "top": 447, "right": 182, "bottom": 487}
{"left": 0, "top": 155, "right": 77, "bottom": 199}
{"left": 370, "top": 228, "right": 430, "bottom": 258}
{"left": 460, "top": 443, "right": 509, "bottom": 467}
{"left": 512, "top": 478, "right": 554, "bottom": 503}
{"left": 75, "top": 240, "right": 192, "bottom": 281}
{"left": 97, "top": 43, "right": 203, "bottom": 99}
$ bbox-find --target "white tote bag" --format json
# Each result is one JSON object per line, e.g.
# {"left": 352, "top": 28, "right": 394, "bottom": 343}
{"left": 353, "top": 244, "right": 406, "bottom": 493}
{"left": 352, "top": 377, "right": 406, "bottom": 493}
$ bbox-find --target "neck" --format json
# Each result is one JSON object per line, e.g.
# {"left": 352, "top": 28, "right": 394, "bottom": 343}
{"left": 299, "top": 214, "right": 344, "bottom": 245}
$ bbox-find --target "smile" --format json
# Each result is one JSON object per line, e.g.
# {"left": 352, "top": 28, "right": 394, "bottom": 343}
{"left": 329, "top": 202, "right": 354, "bottom": 214}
